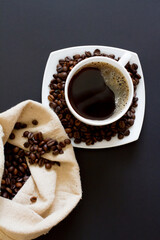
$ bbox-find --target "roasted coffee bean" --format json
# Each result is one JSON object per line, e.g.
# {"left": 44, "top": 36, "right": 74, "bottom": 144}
{"left": 2, "top": 192, "right": 8, "bottom": 198}
{"left": 1, "top": 179, "right": 5, "bottom": 185}
{"left": 63, "top": 66, "right": 68, "bottom": 72}
{"left": 64, "top": 139, "right": 71, "bottom": 145}
{"left": 58, "top": 72, "right": 67, "bottom": 79}
{"left": 28, "top": 132, "right": 34, "bottom": 139}
{"left": 55, "top": 106, "right": 61, "bottom": 112}
{"left": 5, "top": 178, "right": 10, "bottom": 186}
{"left": 19, "top": 166, "right": 25, "bottom": 173}
{"left": 36, "top": 152, "right": 41, "bottom": 159}
{"left": 33, "top": 145, "right": 39, "bottom": 151}
{"left": 118, "top": 133, "right": 124, "bottom": 139}
{"left": 74, "top": 139, "right": 81, "bottom": 144}
{"left": 24, "top": 176, "right": 29, "bottom": 181}
{"left": 57, "top": 65, "right": 63, "bottom": 73}
{"left": 30, "top": 145, "right": 34, "bottom": 152}
{"left": 30, "top": 196, "right": 37, "bottom": 203}
{"left": 38, "top": 159, "right": 43, "bottom": 167}
{"left": 35, "top": 159, "right": 39, "bottom": 164}
{"left": 53, "top": 150, "right": 59, "bottom": 155}
{"left": 65, "top": 128, "right": 72, "bottom": 134}
{"left": 73, "top": 54, "right": 81, "bottom": 59}
{"left": 22, "top": 163, "right": 28, "bottom": 169}
{"left": 57, "top": 145, "right": 62, "bottom": 151}
{"left": 45, "top": 163, "right": 52, "bottom": 169}
{"left": 24, "top": 142, "right": 30, "bottom": 148}
{"left": 16, "top": 182, "right": 22, "bottom": 188}
{"left": 59, "top": 59, "right": 65, "bottom": 65}
{"left": 51, "top": 145, "right": 57, "bottom": 151}
{"left": 23, "top": 131, "right": 29, "bottom": 137}
{"left": 128, "top": 119, "right": 134, "bottom": 126}
{"left": 108, "top": 54, "right": 115, "bottom": 59}
{"left": 30, "top": 153, "right": 36, "bottom": 161}
{"left": 85, "top": 51, "right": 92, "bottom": 57}
{"left": 124, "top": 130, "right": 130, "bottom": 136}
{"left": 21, "top": 123, "right": 27, "bottom": 128}
{"left": 8, "top": 166, "right": 14, "bottom": 172}
{"left": 59, "top": 141, "right": 66, "bottom": 148}
{"left": 9, "top": 133, "right": 15, "bottom": 140}
{"left": 39, "top": 141, "right": 45, "bottom": 147}
{"left": 6, "top": 187, "right": 12, "bottom": 194}
{"left": 118, "top": 121, "right": 125, "bottom": 129}
{"left": 13, "top": 147, "right": 19, "bottom": 153}
{"left": 47, "top": 139, "right": 56, "bottom": 147}
{"left": 32, "top": 119, "right": 38, "bottom": 125}
{"left": 65, "top": 56, "right": 72, "bottom": 62}
{"left": 38, "top": 132, "right": 43, "bottom": 141}
{"left": 93, "top": 49, "right": 101, "bottom": 56}
{"left": 14, "top": 122, "right": 22, "bottom": 129}
{"left": 13, "top": 168, "right": 18, "bottom": 175}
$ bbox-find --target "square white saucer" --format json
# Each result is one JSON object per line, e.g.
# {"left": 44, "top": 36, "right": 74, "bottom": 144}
{"left": 42, "top": 45, "right": 145, "bottom": 149}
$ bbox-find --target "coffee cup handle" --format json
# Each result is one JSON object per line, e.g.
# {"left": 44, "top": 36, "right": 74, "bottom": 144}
{"left": 118, "top": 52, "right": 132, "bottom": 67}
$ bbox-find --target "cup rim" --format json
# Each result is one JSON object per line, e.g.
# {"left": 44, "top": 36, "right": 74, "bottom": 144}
{"left": 65, "top": 56, "right": 134, "bottom": 126}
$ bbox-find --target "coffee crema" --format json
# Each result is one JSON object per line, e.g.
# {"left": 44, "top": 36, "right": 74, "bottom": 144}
{"left": 68, "top": 62, "right": 129, "bottom": 121}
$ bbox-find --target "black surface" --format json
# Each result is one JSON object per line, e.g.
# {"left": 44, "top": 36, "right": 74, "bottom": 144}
{"left": 0, "top": 0, "right": 160, "bottom": 240}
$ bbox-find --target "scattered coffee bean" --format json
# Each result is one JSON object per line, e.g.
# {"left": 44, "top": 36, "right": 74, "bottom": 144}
{"left": 64, "top": 139, "right": 71, "bottom": 145}
{"left": 45, "top": 163, "right": 52, "bottom": 169}
{"left": 30, "top": 196, "right": 37, "bottom": 203}
{"left": 24, "top": 142, "right": 30, "bottom": 148}
{"left": 16, "top": 182, "right": 22, "bottom": 188}
{"left": 9, "top": 133, "right": 15, "bottom": 140}
{"left": 14, "top": 122, "right": 27, "bottom": 130}
{"left": 32, "top": 119, "right": 38, "bottom": 125}
{"left": 23, "top": 131, "right": 29, "bottom": 137}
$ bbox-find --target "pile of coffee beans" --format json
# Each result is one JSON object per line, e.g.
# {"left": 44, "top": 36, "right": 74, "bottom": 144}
{"left": 48, "top": 49, "right": 141, "bottom": 145}
{"left": 0, "top": 142, "right": 31, "bottom": 200}
{"left": 1, "top": 120, "right": 71, "bottom": 200}
{"left": 22, "top": 130, "right": 71, "bottom": 166}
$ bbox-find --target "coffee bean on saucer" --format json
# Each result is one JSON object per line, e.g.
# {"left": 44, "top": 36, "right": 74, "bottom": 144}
{"left": 85, "top": 51, "right": 92, "bottom": 57}
{"left": 93, "top": 49, "right": 101, "bottom": 56}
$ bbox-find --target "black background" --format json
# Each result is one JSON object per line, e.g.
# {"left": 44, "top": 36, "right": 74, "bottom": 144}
{"left": 0, "top": 0, "right": 160, "bottom": 240}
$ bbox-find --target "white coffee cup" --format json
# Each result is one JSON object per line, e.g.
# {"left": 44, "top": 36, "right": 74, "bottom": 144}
{"left": 65, "top": 52, "right": 134, "bottom": 126}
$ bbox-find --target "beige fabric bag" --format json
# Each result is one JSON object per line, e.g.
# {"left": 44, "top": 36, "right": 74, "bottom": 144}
{"left": 0, "top": 100, "right": 82, "bottom": 240}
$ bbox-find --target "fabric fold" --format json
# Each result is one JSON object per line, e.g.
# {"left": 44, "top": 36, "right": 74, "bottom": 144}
{"left": 0, "top": 100, "right": 82, "bottom": 240}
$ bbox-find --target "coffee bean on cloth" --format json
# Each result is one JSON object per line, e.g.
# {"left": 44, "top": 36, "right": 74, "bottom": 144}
{"left": 0, "top": 100, "right": 82, "bottom": 240}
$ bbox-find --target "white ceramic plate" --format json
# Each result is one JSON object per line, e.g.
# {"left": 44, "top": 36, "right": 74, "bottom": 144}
{"left": 42, "top": 45, "right": 145, "bottom": 149}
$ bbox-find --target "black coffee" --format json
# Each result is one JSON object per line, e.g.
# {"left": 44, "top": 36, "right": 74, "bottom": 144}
{"left": 68, "top": 62, "right": 129, "bottom": 121}
{"left": 68, "top": 67, "right": 115, "bottom": 120}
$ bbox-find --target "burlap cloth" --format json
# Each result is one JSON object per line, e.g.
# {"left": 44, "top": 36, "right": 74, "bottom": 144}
{"left": 0, "top": 100, "right": 82, "bottom": 240}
